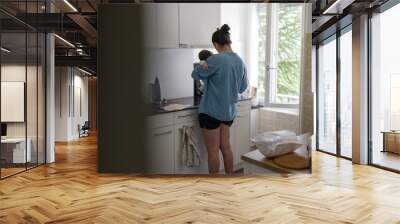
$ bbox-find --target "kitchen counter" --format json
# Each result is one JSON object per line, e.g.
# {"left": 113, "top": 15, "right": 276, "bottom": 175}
{"left": 146, "top": 97, "right": 253, "bottom": 174}
{"left": 146, "top": 96, "right": 252, "bottom": 116}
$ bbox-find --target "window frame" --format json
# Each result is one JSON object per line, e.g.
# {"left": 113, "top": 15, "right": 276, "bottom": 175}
{"left": 261, "top": 4, "right": 304, "bottom": 109}
{"left": 315, "top": 25, "right": 353, "bottom": 161}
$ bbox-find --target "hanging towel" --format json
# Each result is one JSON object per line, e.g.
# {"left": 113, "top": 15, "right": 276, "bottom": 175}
{"left": 181, "top": 126, "right": 201, "bottom": 167}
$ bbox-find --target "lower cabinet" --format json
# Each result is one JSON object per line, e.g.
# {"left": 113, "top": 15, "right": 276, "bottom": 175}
{"left": 146, "top": 125, "right": 175, "bottom": 174}
{"left": 146, "top": 100, "right": 251, "bottom": 174}
{"left": 232, "top": 110, "right": 251, "bottom": 169}
{"left": 174, "top": 120, "right": 208, "bottom": 174}
{"left": 218, "top": 110, "right": 251, "bottom": 172}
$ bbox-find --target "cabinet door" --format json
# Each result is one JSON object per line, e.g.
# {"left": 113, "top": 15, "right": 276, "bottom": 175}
{"left": 178, "top": 3, "right": 220, "bottom": 47}
{"left": 156, "top": 3, "right": 179, "bottom": 48}
{"left": 141, "top": 4, "right": 157, "bottom": 48}
{"left": 174, "top": 120, "right": 208, "bottom": 174}
{"left": 147, "top": 126, "right": 175, "bottom": 174}
{"left": 232, "top": 110, "right": 251, "bottom": 168}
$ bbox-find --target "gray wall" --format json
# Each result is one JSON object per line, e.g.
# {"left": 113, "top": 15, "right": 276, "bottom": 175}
{"left": 98, "top": 4, "right": 147, "bottom": 173}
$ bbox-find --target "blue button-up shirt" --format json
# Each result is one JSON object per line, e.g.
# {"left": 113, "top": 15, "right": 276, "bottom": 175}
{"left": 192, "top": 52, "right": 248, "bottom": 121}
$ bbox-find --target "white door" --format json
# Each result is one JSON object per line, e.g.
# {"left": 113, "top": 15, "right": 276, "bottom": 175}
{"left": 178, "top": 3, "right": 221, "bottom": 47}
{"left": 174, "top": 121, "right": 208, "bottom": 174}
{"left": 146, "top": 126, "right": 175, "bottom": 174}
{"left": 156, "top": 3, "right": 179, "bottom": 48}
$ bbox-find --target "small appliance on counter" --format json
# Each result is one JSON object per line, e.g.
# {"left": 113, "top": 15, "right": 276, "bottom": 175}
{"left": 148, "top": 77, "right": 162, "bottom": 105}
{"left": 193, "top": 63, "right": 204, "bottom": 105}
{"left": 194, "top": 79, "right": 203, "bottom": 106}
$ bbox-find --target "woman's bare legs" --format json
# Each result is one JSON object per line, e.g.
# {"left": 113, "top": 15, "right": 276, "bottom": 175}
{"left": 220, "top": 124, "right": 234, "bottom": 174}
{"left": 203, "top": 128, "right": 221, "bottom": 174}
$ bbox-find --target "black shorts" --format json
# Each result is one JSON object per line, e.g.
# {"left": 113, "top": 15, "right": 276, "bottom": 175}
{"left": 198, "top": 113, "right": 234, "bottom": 130}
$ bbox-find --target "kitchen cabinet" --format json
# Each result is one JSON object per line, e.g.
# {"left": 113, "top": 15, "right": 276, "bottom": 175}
{"left": 156, "top": 3, "right": 179, "bottom": 48}
{"left": 178, "top": 3, "right": 221, "bottom": 47}
{"left": 146, "top": 99, "right": 251, "bottom": 174}
{"left": 141, "top": 4, "right": 157, "bottom": 49}
{"left": 219, "top": 100, "right": 252, "bottom": 172}
{"left": 174, "top": 120, "right": 208, "bottom": 174}
{"left": 146, "top": 125, "right": 175, "bottom": 174}
{"left": 144, "top": 3, "right": 249, "bottom": 49}
{"left": 232, "top": 110, "right": 251, "bottom": 169}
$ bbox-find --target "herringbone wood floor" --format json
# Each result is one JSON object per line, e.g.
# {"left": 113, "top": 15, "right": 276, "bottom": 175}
{"left": 1, "top": 135, "right": 400, "bottom": 224}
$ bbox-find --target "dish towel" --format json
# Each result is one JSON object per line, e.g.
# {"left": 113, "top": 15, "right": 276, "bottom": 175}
{"left": 181, "top": 126, "right": 201, "bottom": 167}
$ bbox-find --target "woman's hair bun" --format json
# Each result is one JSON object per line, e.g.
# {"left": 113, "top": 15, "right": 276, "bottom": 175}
{"left": 212, "top": 24, "right": 232, "bottom": 45}
{"left": 220, "top": 24, "right": 230, "bottom": 34}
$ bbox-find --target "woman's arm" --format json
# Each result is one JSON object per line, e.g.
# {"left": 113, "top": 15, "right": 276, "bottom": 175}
{"left": 239, "top": 66, "right": 249, "bottom": 94}
{"left": 191, "top": 57, "right": 219, "bottom": 80}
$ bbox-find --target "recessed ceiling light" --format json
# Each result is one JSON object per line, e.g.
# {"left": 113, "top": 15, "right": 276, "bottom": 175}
{"left": 54, "top": 34, "right": 75, "bottom": 48}
{"left": 78, "top": 67, "right": 93, "bottom": 76}
{"left": 1, "top": 47, "right": 11, "bottom": 53}
{"left": 322, "top": 0, "right": 355, "bottom": 15}
{"left": 63, "top": 0, "right": 78, "bottom": 12}
{"left": 323, "top": 0, "right": 343, "bottom": 14}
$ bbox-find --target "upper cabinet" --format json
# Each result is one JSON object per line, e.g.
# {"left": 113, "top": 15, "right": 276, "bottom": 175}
{"left": 149, "top": 3, "right": 247, "bottom": 49}
{"left": 156, "top": 3, "right": 179, "bottom": 49}
{"left": 141, "top": 4, "right": 157, "bottom": 48}
{"left": 178, "top": 3, "right": 221, "bottom": 48}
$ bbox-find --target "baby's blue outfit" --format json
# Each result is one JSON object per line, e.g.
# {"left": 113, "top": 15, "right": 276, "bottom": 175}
{"left": 192, "top": 52, "right": 248, "bottom": 121}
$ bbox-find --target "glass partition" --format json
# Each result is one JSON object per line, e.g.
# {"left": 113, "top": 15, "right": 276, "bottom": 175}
{"left": 1, "top": 31, "right": 28, "bottom": 177}
{"left": 370, "top": 4, "right": 400, "bottom": 171}
{"left": 27, "top": 30, "right": 38, "bottom": 169}
{"left": 317, "top": 36, "right": 337, "bottom": 155}
{"left": 339, "top": 29, "right": 352, "bottom": 158}
{"left": 0, "top": 2, "right": 46, "bottom": 179}
{"left": 38, "top": 32, "right": 45, "bottom": 165}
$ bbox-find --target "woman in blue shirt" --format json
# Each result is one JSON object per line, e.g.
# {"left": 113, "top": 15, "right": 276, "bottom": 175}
{"left": 192, "top": 24, "right": 248, "bottom": 174}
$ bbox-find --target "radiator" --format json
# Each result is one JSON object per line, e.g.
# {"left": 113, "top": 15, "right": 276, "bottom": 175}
{"left": 383, "top": 132, "right": 400, "bottom": 154}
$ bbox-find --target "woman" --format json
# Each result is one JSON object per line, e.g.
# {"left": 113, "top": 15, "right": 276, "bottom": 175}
{"left": 192, "top": 24, "right": 248, "bottom": 174}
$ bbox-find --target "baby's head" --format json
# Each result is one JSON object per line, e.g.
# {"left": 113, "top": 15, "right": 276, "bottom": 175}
{"left": 198, "top": 50, "right": 213, "bottom": 61}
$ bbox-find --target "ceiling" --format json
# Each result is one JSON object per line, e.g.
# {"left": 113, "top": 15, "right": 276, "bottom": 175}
{"left": 0, "top": 0, "right": 396, "bottom": 73}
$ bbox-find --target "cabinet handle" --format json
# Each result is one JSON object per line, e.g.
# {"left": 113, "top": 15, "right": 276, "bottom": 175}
{"left": 153, "top": 130, "right": 172, "bottom": 136}
{"left": 177, "top": 114, "right": 194, "bottom": 118}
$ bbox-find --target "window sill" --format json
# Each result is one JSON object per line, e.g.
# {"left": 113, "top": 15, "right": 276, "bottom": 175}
{"left": 259, "top": 106, "right": 299, "bottom": 116}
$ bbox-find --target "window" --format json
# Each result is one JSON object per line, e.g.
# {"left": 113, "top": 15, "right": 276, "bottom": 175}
{"left": 339, "top": 29, "right": 352, "bottom": 158}
{"left": 257, "top": 4, "right": 303, "bottom": 107}
{"left": 370, "top": 4, "right": 400, "bottom": 171}
{"left": 317, "top": 37, "right": 337, "bottom": 154}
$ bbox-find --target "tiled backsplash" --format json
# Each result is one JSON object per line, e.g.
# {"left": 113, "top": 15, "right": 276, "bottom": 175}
{"left": 258, "top": 107, "right": 300, "bottom": 134}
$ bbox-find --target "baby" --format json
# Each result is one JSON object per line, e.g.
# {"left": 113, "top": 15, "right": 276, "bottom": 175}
{"left": 198, "top": 49, "right": 213, "bottom": 67}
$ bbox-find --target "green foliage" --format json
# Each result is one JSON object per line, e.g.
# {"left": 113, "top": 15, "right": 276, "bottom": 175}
{"left": 258, "top": 5, "right": 267, "bottom": 97}
{"left": 277, "top": 6, "right": 302, "bottom": 101}
{"left": 257, "top": 5, "right": 302, "bottom": 104}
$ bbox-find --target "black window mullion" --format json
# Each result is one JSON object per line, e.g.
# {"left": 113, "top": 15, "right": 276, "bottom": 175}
{"left": 0, "top": 24, "right": 2, "bottom": 179}
{"left": 367, "top": 11, "right": 373, "bottom": 165}
{"left": 336, "top": 29, "right": 341, "bottom": 157}
{"left": 316, "top": 44, "right": 320, "bottom": 151}
{"left": 36, "top": 0, "right": 39, "bottom": 168}
{"left": 24, "top": 0, "right": 28, "bottom": 171}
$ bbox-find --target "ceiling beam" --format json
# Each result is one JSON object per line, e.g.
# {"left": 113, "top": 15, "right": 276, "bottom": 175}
{"left": 55, "top": 55, "right": 96, "bottom": 71}
{"left": 67, "top": 13, "right": 97, "bottom": 46}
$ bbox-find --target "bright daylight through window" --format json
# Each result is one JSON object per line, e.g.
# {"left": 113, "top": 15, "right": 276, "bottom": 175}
{"left": 257, "top": 4, "right": 303, "bottom": 106}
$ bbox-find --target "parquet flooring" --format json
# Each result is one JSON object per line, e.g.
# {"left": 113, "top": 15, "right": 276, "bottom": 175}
{"left": 1, "top": 135, "right": 400, "bottom": 223}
